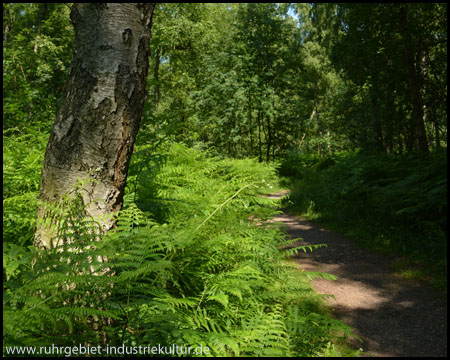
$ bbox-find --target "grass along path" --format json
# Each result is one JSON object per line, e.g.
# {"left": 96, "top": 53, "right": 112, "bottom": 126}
{"left": 266, "top": 191, "right": 447, "bottom": 357}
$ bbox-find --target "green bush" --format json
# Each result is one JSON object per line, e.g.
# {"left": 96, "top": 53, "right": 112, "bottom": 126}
{"left": 3, "top": 128, "right": 48, "bottom": 247}
{"left": 276, "top": 150, "right": 336, "bottom": 179}
{"left": 287, "top": 151, "right": 447, "bottom": 277}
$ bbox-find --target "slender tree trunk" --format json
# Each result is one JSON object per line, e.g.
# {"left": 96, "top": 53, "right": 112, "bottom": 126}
{"left": 318, "top": 130, "right": 323, "bottom": 158}
{"left": 314, "top": 82, "right": 323, "bottom": 157}
{"left": 423, "top": 104, "right": 434, "bottom": 149}
{"left": 421, "top": 56, "right": 436, "bottom": 148}
{"left": 299, "top": 133, "right": 306, "bottom": 149}
{"left": 433, "top": 114, "right": 441, "bottom": 150}
{"left": 374, "top": 111, "right": 384, "bottom": 153}
{"left": 326, "top": 91, "right": 332, "bottom": 155}
{"left": 239, "top": 121, "right": 243, "bottom": 157}
{"left": 385, "top": 88, "right": 394, "bottom": 154}
{"left": 327, "top": 129, "right": 332, "bottom": 155}
{"left": 405, "top": 122, "right": 415, "bottom": 153}
{"left": 370, "top": 67, "right": 384, "bottom": 153}
{"left": 257, "top": 106, "right": 262, "bottom": 163}
{"left": 385, "top": 61, "right": 396, "bottom": 154}
{"left": 272, "top": 136, "right": 275, "bottom": 162}
{"left": 248, "top": 91, "right": 254, "bottom": 157}
{"left": 33, "top": 3, "right": 47, "bottom": 53}
{"left": 398, "top": 131, "right": 404, "bottom": 155}
{"left": 35, "top": 3, "right": 155, "bottom": 249}
{"left": 154, "top": 50, "right": 160, "bottom": 111}
{"left": 266, "top": 116, "right": 271, "bottom": 162}
{"left": 3, "top": 22, "right": 9, "bottom": 44}
{"left": 396, "top": 106, "right": 405, "bottom": 155}
{"left": 231, "top": 109, "right": 237, "bottom": 158}
{"left": 271, "top": 96, "right": 276, "bottom": 161}
{"left": 406, "top": 53, "right": 428, "bottom": 153}
{"left": 3, "top": 4, "right": 11, "bottom": 44}
{"left": 401, "top": 6, "right": 428, "bottom": 154}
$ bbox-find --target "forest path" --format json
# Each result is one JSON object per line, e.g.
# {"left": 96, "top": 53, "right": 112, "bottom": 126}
{"left": 265, "top": 191, "right": 447, "bottom": 357}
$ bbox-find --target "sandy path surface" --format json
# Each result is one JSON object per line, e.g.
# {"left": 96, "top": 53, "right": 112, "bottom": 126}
{"left": 266, "top": 191, "right": 447, "bottom": 357}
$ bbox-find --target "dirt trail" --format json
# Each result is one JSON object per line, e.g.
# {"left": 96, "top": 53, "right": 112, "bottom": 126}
{"left": 266, "top": 191, "right": 447, "bottom": 357}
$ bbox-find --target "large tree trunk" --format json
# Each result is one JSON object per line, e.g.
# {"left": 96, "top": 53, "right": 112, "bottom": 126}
{"left": 34, "top": 3, "right": 155, "bottom": 249}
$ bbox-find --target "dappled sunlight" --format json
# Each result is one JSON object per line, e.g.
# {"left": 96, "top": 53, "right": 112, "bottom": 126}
{"left": 272, "top": 206, "right": 447, "bottom": 357}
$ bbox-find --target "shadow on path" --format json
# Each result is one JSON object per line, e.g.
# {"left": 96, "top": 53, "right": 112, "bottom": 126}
{"left": 267, "top": 192, "right": 447, "bottom": 357}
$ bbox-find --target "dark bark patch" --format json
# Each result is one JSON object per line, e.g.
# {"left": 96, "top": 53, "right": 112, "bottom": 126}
{"left": 122, "top": 28, "right": 133, "bottom": 47}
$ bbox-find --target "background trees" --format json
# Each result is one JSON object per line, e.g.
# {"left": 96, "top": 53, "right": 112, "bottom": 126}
{"left": 137, "top": 3, "right": 446, "bottom": 158}
{"left": 331, "top": 3, "right": 447, "bottom": 154}
{"left": 4, "top": 3, "right": 445, "bottom": 158}
{"left": 3, "top": 3, "right": 74, "bottom": 132}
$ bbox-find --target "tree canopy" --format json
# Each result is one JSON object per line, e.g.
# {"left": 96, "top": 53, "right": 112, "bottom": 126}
{"left": 4, "top": 3, "right": 446, "bottom": 156}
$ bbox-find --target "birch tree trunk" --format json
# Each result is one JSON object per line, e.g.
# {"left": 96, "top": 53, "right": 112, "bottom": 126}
{"left": 34, "top": 3, "right": 155, "bottom": 249}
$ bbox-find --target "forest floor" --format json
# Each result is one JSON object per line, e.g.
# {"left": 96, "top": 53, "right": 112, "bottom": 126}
{"left": 265, "top": 191, "right": 447, "bottom": 357}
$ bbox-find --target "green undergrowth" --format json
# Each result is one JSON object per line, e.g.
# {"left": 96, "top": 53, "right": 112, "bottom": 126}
{"left": 3, "top": 128, "right": 47, "bottom": 248}
{"left": 3, "top": 135, "right": 359, "bottom": 357}
{"left": 280, "top": 150, "right": 447, "bottom": 293}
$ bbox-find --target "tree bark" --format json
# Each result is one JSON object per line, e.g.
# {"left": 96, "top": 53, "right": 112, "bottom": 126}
{"left": 35, "top": 3, "right": 155, "bottom": 249}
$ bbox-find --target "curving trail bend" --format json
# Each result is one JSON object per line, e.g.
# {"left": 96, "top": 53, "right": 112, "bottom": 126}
{"left": 266, "top": 191, "right": 447, "bottom": 357}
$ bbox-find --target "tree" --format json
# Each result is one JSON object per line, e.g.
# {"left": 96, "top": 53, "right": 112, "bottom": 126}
{"left": 330, "top": 3, "right": 446, "bottom": 154}
{"left": 3, "top": 3, "right": 74, "bottom": 132}
{"left": 34, "top": 3, "right": 155, "bottom": 249}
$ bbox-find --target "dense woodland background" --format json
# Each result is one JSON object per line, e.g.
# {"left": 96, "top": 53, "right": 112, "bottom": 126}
{"left": 3, "top": 3, "right": 447, "bottom": 357}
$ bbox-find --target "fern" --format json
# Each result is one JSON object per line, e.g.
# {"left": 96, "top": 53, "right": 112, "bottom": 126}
{"left": 4, "top": 142, "right": 356, "bottom": 356}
